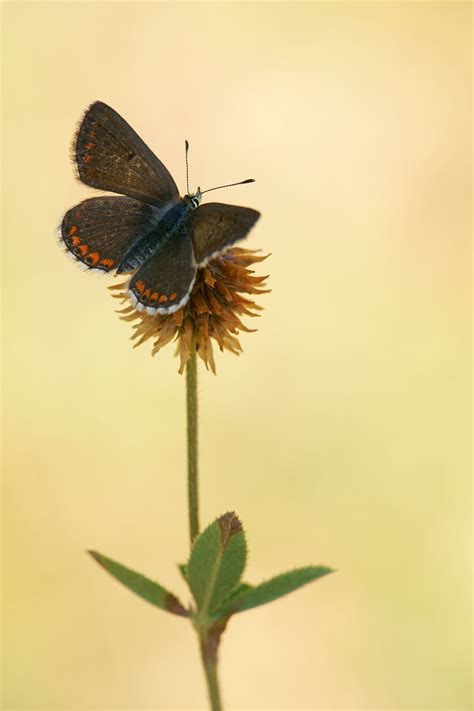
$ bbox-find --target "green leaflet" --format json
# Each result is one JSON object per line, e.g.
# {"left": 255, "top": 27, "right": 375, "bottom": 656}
{"left": 217, "top": 566, "right": 334, "bottom": 616}
{"left": 89, "top": 551, "right": 188, "bottom": 617}
{"left": 186, "top": 512, "right": 247, "bottom": 615}
{"left": 220, "top": 582, "right": 252, "bottom": 606}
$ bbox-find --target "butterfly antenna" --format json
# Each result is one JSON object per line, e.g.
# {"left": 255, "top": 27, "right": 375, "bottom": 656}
{"left": 185, "top": 140, "right": 190, "bottom": 194}
{"left": 201, "top": 178, "right": 255, "bottom": 195}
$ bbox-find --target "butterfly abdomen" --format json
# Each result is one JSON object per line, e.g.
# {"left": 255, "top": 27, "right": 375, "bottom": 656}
{"left": 117, "top": 200, "right": 192, "bottom": 273}
{"left": 116, "top": 229, "right": 161, "bottom": 272}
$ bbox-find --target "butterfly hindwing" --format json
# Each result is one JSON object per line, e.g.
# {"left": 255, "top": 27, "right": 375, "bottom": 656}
{"left": 128, "top": 225, "right": 197, "bottom": 314}
{"left": 75, "top": 101, "right": 180, "bottom": 207}
{"left": 190, "top": 202, "right": 260, "bottom": 265}
{"left": 61, "top": 196, "right": 159, "bottom": 272}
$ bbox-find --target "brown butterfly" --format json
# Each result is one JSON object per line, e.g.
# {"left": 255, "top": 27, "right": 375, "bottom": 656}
{"left": 60, "top": 101, "right": 260, "bottom": 314}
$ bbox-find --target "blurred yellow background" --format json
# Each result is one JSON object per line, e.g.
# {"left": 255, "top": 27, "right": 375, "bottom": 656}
{"left": 2, "top": 2, "right": 471, "bottom": 709}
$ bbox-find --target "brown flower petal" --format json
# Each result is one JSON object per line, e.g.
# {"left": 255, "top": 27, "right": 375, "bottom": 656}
{"left": 110, "top": 248, "right": 270, "bottom": 374}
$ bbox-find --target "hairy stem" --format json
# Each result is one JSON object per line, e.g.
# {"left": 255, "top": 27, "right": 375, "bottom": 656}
{"left": 186, "top": 347, "right": 200, "bottom": 544}
{"left": 187, "top": 348, "right": 224, "bottom": 709}
{"left": 200, "top": 641, "right": 223, "bottom": 711}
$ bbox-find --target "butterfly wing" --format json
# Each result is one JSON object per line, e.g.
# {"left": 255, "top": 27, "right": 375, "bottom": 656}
{"left": 128, "top": 226, "right": 196, "bottom": 314}
{"left": 190, "top": 202, "right": 260, "bottom": 266}
{"left": 60, "top": 196, "right": 160, "bottom": 272}
{"left": 75, "top": 101, "right": 180, "bottom": 207}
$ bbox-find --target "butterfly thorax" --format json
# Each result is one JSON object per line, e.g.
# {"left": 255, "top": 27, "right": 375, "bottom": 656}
{"left": 116, "top": 198, "right": 196, "bottom": 274}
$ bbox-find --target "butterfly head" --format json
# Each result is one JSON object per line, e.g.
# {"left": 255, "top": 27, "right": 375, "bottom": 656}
{"left": 184, "top": 188, "right": 202, "bottom": 210}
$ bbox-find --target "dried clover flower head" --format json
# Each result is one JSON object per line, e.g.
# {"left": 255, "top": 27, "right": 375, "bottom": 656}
{"left": 110, "top": 248, "right": 269, "bottom": 374}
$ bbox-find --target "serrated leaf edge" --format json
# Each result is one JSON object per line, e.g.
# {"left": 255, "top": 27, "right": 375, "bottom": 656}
{"left": 187, "top": 512, "right": 246, "bottom": 616}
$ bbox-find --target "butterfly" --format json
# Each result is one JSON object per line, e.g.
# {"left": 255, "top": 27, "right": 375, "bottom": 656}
{"left": 60, "top": 101, "right": 261, "bottom": 315}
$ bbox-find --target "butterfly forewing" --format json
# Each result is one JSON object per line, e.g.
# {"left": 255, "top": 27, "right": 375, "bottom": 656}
{"left": 190, "top": 203, "right": 260, "bottom": 265}
{"left": 128, "top": 225, "right": 197, "bottom": 314}
{"left": 61, "top": 196, "right": 160, "bottom": 272}
{"left": 75, "top": 101, "right": 180, "bottom": 207}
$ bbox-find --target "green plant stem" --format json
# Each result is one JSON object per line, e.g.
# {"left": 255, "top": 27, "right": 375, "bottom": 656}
{"left": 200, "top": 642, "right": 222, "bottom": 711}
{"left": 186, "top": 349, "right": 223, "bottom": 709}
{"left": 186, "top": 347, "right": 200, "bottom": 544}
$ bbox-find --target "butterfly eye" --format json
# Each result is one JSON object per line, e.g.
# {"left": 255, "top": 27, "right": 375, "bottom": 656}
{"left": 191, "top": 197, "right": 200, "bottom": 209}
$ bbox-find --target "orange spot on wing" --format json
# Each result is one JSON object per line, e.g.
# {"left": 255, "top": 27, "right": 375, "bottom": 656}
{"left": 159, "top": 294, "right": 168, "bottom": 303}
{"left": 84, "top": 155, "right": 93, "bottom": 163}
{"left": 69, "top": 225, "right": 78, "bottom": 235}
{"left": 79, "top": 244, "right": 88, "bottom": 256}
{"left": 150, "top": 292, "right": 159, "bottom": 301}
{"left": 135, "top": 280, "right": 145, "bottom": 294}
{"left": 88, "top": 130, "right": 96, "bottom": 139}
{"left": 169, "top": 292, "right": 177, "bottom": 301}
{"left": 85, "top": 142, "right": 95, "bottom": 150}
{"left": 100, "top": 258, "right": 115, "bottom": 268}
{"left": 143, "top": 288, "right": 151, "bottom": 299}
{"left": 71, "top": 236, "right": 81, "bottom": 246}
{"left": 87, "top": 252, "right": 100, "bottom": 266}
